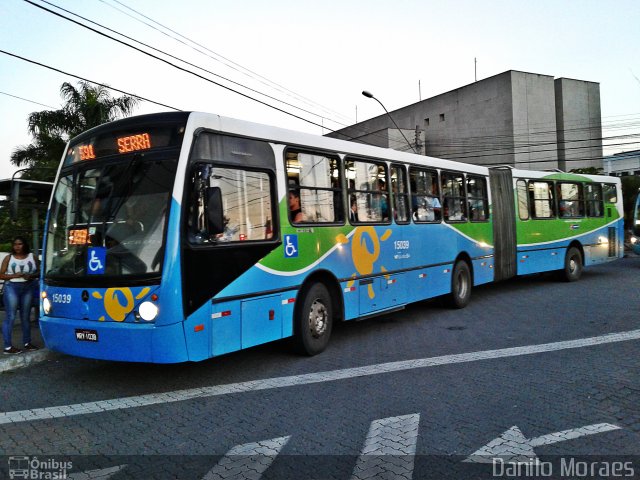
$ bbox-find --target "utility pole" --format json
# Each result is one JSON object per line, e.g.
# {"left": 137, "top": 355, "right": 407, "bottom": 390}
{"left": 419, "top": 80, "right": 421, "bottom": 101}
{"left": 475, "top": 57, "right": 477, "bottom": 82}
{"left": 414, "top": 126, "right": 422, "bottom": 155}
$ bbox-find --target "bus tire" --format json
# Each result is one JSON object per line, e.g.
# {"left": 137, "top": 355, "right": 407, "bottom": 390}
{"left": 448, "top": 260, "right": 472, "bottom": 309}
{"left": 293, "top": 283, "right": 333, "bottom": 356}
{"left": 562, "top": 246, "right": 583, "bottom": 282}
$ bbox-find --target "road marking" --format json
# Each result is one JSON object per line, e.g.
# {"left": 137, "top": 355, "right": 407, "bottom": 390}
{"left": 2, "top": 329, "right": 640, "bottom": 425}
{"left": 201, "top": 436, "right": 290, "bottom": 480}
{"left": 351, "top": 414, "right": 420, "bottom": 480}
{"left": 466, "top": 423, "right": 621, "bottom": 463}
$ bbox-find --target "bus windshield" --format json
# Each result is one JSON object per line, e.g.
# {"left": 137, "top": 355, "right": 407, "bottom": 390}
{"left": 45, "top": 157, "right": 178, "bottom": 283}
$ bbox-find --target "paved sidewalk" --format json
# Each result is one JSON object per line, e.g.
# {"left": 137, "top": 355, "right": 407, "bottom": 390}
{"left": 0, "top": 308, "right": 58, "bottom": 373}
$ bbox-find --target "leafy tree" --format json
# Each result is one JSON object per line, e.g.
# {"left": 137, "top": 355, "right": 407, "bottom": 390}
{"left": 2, "top": 81, "right": 139, "bottom": 250}
{"left": 569, "top": 167, "right": 604, "bottom": 175}
{"left": 621, "top": 176, "right": 640, "bottom": 229}
{"left": 10, "top": 81, "right": 139, "bottom": 181}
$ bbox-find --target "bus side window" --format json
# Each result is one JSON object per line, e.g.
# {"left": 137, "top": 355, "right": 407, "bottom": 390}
{"left": 529, "top": 181, "right": 555, "bottom": 218}
{"left": 467, "top": 175, "right": 489, "bottom": 221}
{"left": 345, "top": 158, "right": 389, "bottom": 224}
{"left": 409, "top": 167, "right": 441, "bottom": 223}
{"left": 391, "top": 164, "right": 410, "bottom": 223}
{"left": 442, "top": 172, "right": 467, "bottom": 222}
{"left": 188, "top": 164, "right": 275, "bottom": 244}
{"left": 516, "top": 179, "right": 529, "bottom": 220}
{"left": 285, "top": 151, "right": 343, "bottom": 224}
{"left": 586, "top": 183, "right": 603, "bottom": 217}
{"left": 557, "top": 182, "right": 584, "bottom": 218}
{"left": 603, "top": 184, "right": 617, "bottom": 204}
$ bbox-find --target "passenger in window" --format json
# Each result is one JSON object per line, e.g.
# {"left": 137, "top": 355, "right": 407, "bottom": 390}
{"left": 445, "top": 200, "right": 465, "bottom": 221}
{"left": 289, "top": 190, "right": 304, "bottom": 223}
{"left": 426, "top": 195, "right": 441, "bottom": 221}
{"left": 377, "top": 179, "right": 389, "bottom": 221}
{"left": 349, "top": 195, "right": 359, "bottom": 223}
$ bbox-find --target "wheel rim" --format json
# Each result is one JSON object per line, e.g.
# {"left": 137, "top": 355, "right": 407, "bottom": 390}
{"left": 308, "top": 299, "right": 328, "bottom": 338}
{"left": 569, "top": 257, "right": 578, "bottom": 274}
{"left": 456, "top": 270, "right": 468, "bottom": 299}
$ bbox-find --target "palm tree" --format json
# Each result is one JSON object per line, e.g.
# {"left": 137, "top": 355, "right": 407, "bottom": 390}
{"left": 10, "top": 81, "right": 139, "bottom": 180}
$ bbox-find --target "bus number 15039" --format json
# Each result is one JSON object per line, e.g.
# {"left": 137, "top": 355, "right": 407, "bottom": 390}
{"left": 394, "top": 240, "right": 410, "bottom": 250}
{"left": 52, "top": 293, "right": 72, "bottom": 304}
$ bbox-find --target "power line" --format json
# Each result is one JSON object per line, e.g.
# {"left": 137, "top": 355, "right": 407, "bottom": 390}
{"left": 37, "top": 0, "right": 347, "bottom": 126}
{"left": 11, "top": 1, "right": 640, "bottom": 164}
{"left": 0, "top": 49, "right": 182, "bottom": 111}
{"left": 0, "top": 90, "right": 56, "bottom": 109}
{"left": 23, "top": 0, "right": 331, "bottom": 132}
{"left": 100, "top": 0, "right": 352, "bottom": 124}
{"left": 4, "top": 48, "right": 635, "bottom": 168}
{"left": 22, "top": 1, "right": 439, "bottom": 150}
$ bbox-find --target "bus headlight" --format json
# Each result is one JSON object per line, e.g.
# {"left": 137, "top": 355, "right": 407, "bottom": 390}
{"left": 42, "top": 297, "right": 52, "bottom": 315}
{"left": 138, "top": 301, "right": 158, "bottom": 321}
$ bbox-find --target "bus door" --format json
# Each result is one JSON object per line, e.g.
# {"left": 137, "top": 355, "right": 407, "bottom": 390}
{"left": 356, "top": 163, "right": 410, "bottom": 316}
{"left": 183, "top": 133, "right": 282, "bottom": 357}
{"left": 604, "top": 183, "right": 620, "bottom": 258}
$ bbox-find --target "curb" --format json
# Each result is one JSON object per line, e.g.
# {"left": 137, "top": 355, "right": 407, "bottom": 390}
{"left": 0, "top": 349, "right": 59, "bottom": 373}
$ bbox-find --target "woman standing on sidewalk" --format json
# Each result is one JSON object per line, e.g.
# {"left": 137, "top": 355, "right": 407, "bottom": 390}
{"left": 1, "top": 236, "right": 40, "bottom": 354}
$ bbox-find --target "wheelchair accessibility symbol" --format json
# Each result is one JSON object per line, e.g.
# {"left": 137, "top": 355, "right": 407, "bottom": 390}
{"left": 87, "top": 247, "right": 106, "bottom": 275}
{"left": 284, "top": 234, "right": 298, "bottom": 258}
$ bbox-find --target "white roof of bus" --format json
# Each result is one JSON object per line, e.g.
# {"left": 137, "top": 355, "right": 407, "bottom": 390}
{"left": 188, "top": 112, "right": 490, "bottom": 176}
{"left": 185, "top": 112, "right": 618, "bottom": 184}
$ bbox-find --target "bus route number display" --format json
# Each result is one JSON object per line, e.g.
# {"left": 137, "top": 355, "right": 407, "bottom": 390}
{"left": 79, "top": 145, "right": 96, "bottom": 160}
{"left": 117, "top": 133, "right": 152, "bottom": 154}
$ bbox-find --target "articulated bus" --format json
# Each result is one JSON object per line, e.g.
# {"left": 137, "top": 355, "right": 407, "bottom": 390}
{"left": 39, "top": 112, "right": 624, "bottom": 363}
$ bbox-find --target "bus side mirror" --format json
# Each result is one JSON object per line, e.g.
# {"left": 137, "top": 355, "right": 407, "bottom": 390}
{"left": 206, "top": 186, "right": 224, "bottom": 235}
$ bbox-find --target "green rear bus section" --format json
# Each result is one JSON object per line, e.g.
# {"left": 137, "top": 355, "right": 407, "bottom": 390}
{"left": 39, "top": 112, "right": 624, "bottom": 363}
{"left": 511, "top": 173, "right": 622, "bottom": 276}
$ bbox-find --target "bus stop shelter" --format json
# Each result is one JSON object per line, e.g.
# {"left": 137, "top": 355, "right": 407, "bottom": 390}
{"left": 0, "top": 172, "right": 54, "bottom": 253}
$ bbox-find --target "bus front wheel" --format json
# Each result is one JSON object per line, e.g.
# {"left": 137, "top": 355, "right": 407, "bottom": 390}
{"left": 561, "top": 247, "right": 583, "bottom": 282}
{"left": 293, "top": 283, "right": 333, "bottom": 356}
{"left": 448, "top": 260, "right": 472, "bottom": 309}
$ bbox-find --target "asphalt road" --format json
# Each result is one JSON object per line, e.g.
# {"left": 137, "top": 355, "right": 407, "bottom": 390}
{"left": 1, "top": 256, "right": 639, "bottom": 479}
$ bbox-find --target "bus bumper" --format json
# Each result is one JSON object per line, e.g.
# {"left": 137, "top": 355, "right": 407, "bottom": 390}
{"left": 40, "top": 317, "right": 189, "bottom": 363}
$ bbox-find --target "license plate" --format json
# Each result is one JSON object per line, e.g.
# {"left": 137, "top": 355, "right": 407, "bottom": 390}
{"left": 75, "top": 329, "right": 98, "bottom": 342}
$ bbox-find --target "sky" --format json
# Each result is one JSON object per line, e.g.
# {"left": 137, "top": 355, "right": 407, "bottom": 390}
{"left": 1, "top": 0, "right": 639, "bottom": 179}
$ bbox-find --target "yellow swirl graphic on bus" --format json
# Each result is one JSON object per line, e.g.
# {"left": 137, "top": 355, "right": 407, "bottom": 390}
{"left": 92, "top": 287, "right": 151, "bottom": 322}
{"left": 339, "top": 227, "right": 392, "bottom": 299}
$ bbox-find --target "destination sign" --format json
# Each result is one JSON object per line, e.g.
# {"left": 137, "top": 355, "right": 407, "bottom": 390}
{"left": 117, "top": 133, "right": 152, "bottom": 153}
{"left": 64, "top": 122, "right": 185, "bottom": 166}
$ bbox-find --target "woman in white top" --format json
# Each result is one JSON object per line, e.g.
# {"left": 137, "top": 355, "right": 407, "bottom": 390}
{"left": 1, "top": 236, "right": 40, "bottom": 354}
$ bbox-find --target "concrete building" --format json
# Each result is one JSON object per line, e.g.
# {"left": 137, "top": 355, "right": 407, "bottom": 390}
{"left": 328, "top": 70, "right": 603, "bottom": 171}
{"left": 603, "top": 150, "right": 640, "bottom": 176}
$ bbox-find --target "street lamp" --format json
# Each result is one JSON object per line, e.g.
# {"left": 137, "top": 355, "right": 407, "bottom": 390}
{"left": 362, "top": 90, "right": 416, "bottom": 154}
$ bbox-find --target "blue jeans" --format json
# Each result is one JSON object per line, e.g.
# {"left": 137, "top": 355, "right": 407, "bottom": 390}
{"left": 3, "top": 281, "right": 34, "bottom": 349}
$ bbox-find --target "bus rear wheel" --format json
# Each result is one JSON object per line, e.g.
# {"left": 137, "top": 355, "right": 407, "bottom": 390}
{"left": 561, "top": 246, "right": 583, "bottom": 282}
{"left": 448, "top": 260, "right": 472, "bottom": 309}
{"left": 293, "top": 283, "right": 333, "bottom": 356}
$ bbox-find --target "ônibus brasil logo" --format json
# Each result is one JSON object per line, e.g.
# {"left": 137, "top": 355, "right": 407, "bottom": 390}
{"left": 8, "top": 456, "right": 72, "bottom": 479}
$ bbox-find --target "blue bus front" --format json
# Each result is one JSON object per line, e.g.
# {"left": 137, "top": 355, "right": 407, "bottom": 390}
{"left": 40, "top": 113, "right": 190, "bottom": 363}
